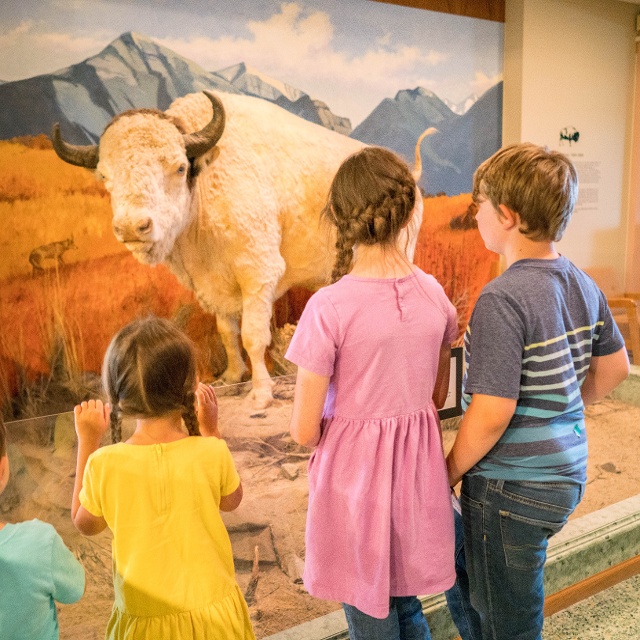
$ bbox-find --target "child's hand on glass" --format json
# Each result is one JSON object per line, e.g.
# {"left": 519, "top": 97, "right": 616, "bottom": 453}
{"left": 74, "top": 399, "right": 110, "bottom": 444}
{"left": 196, "top": 382, "right": 221, "bottom": 438}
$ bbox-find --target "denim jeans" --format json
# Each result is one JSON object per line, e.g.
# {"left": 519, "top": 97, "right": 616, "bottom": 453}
{"left": 342, "top": 596, "right": 431, "bottom": 640}
{"left": 445, "top": 509, "right": 483, "bottom": 640}
{"left": 446, "top": 475, "right": 583, "bottom": 640}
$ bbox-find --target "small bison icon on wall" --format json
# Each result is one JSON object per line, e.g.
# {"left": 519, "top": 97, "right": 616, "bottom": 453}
{"left": 560, "top": 126, "right": 580, "bottom": 146}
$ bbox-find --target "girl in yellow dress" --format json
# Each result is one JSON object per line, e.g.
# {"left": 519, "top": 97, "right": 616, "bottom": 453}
{"left": 71, "top": 316, "right": 255, "bottom": 640}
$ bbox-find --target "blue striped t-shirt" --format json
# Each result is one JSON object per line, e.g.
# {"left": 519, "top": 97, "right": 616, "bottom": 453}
{"left": 462, "top": 256, "right": 624, "bottom": 484}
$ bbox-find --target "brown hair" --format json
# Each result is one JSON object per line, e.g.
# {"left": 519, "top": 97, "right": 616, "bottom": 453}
{"left": 324, "top": 146, "right": 417, "bottom": 283}
{"left": 102, "top": 316, "right": 199, "bottom": 443}
{"left": 0, "top": 415, "right": 5, "bottom": 458}
{"left": 473, "top": 142, "right": 578, "bottom": 242}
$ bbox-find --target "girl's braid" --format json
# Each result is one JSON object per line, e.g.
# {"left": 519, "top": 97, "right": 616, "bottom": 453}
{"left": 331, "top": 227, "right": 356, "bottom": 283}
{"left": 182, "top": 389, "right": 200, "bottom": 436}
{"left": 110, "top": 404, "right": 122, "bottom": 444}
{"left": 370, "top": 184, "right": 415, "bottom": 241}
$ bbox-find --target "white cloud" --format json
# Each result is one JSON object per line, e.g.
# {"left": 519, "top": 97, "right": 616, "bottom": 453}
{"left": 157, "top": 2, "right": 449, "bottom": 124}
{"left": 471, "top": 70, "right": 503, "bottom": 97}
{"left": 0, "top": 21, "right": 113, "bottom": 80}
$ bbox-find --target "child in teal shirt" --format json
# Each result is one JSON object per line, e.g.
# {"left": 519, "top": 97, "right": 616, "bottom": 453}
{"left": 0, "top": 416, "right": 85, "bottom": 639}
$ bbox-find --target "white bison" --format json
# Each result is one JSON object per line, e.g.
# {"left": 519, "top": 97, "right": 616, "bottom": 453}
{"left": 53, "top": 91, "right": 428, "bottom": 408}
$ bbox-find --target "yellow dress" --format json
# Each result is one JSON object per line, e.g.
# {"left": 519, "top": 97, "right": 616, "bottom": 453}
{"left": 79, "top": 437, "right": 255, "bottom": 640}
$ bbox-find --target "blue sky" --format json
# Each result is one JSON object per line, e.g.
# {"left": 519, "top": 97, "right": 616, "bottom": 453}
{"left": 0, "top": 0, "right": 503, "bottom": 126}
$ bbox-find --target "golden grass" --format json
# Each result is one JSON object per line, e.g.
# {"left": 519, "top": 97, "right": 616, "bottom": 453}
{"left": 415, "top": 194, "right": 499, "bottom": 340}
{"left": 0, "top": 140, "right": 122, "bottom": 280}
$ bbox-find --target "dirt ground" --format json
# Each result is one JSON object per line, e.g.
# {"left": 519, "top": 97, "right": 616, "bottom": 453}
{"left": 1, "top": 380, "right": 638, "bottom": 640}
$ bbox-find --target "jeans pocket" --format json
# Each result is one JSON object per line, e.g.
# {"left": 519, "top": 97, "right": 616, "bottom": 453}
{"left": 499, "top": 509, "right": 564, "bottom": 570}
{"left": 500, "top": 480, "right": 581, "bottom": 515}
{"left": 460, "top": 492, "right": 483, "bottom": 513}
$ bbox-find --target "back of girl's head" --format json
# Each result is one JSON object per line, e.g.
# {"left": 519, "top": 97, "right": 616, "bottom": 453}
{"left": 102, "top": 316, "right": 199, "bottom": 443}
{"left": 324, "top": 146, "right": 417, "bottom": 282}
{"left": 473, "top": 142, "right": 578, "bottom": 242}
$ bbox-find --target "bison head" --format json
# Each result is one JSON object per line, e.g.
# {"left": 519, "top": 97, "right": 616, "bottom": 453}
{"left": 52, "top": 91, "right": 225, "bottom": 265}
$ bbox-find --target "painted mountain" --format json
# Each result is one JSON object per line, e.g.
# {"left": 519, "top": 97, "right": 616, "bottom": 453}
{"left": 0, "top": 32, "right": 350, "bottom": 144}
{"left": 351, "top": 84, "right": 502, "bottom": 195}
{"left": 213, "top": 62, "right": 352, "bottom": 135}
{"left": 444, "top": 94, "right": 479, "bottom": 115}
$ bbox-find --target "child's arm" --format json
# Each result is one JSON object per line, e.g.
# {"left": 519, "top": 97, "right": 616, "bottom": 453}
{"left": 432, "top": 343, "right": 452, "bottom": 410}
{"left": 50, "top": 531, "right": 86, "bottom": 603}
{"left": 197, "top": 383, "right": 244, "bottom": 510}
{"left": 446, "top": 393, "right": 517, "bottom": 487}
{"left": 220, "top": 482, "right": 243, "bottom": 512}
{"left": 72, "top": 400, "right": 108, "bottom": 536}
{"left": 196, "top": 382, "right": 221, "bottom": 438}
{"left": 289, "top": 366, "right": 330, "bottom": 448}
{"left": 580, "top": 348, "right": 630, "bottom": 406}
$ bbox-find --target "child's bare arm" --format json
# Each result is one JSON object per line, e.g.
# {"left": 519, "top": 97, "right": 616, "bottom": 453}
{"left": 219, "top": 481, "right": 243, "bottom": 512}
{"left": 196, "top": 383, "right": 243, "bottom": 510}
{"left": 432, "top": 343, "right": 452, "bottom": 410}
{"left": 580, "top": 347, "right": 630, "bottom": 406}
{"left": 289, "top": 366, "right": 330, "bottom": 448}
{"left": 196, "top": 382, "right": 221, "bottom": 438}
{"left": 72, "top": 400, "right": 108, "bottom": 536}
{"left": 446, "top": 393, "right": 517, "bottom": 487}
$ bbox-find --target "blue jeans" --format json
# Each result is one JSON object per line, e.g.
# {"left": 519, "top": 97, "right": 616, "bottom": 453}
{"left": 445, "top": 510, "right": 483, "bottom": 640}
{"left": 446, "top": 475, "right": 583, "bottom": 640}
{"left": 342, "top": 597, "right": 431, "bottom": 640}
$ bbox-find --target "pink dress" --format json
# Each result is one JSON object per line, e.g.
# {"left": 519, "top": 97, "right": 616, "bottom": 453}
{"left": 285, "top": 270, "right": 457, "bottom": 619}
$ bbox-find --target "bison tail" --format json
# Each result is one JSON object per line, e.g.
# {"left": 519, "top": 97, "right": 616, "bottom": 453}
{"left": 412, "top": 127, "right": 438, "bottom": 182}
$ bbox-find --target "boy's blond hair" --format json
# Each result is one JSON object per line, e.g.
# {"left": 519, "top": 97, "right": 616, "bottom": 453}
{"left": 473, "top": 142, "right": 578, "bottom": 242}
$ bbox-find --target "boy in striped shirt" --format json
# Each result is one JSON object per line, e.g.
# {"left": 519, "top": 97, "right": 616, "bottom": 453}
{"left": 445, "top": 143, "right": 630, "bottom": 640}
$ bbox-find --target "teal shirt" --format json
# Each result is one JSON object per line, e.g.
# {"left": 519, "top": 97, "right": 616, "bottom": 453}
{"left": 0, "top": 519, "right": 85, "bottom": 640}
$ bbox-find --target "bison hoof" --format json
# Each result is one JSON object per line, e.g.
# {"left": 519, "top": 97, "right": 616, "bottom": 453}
{"left": 250, "top": 385, "right": 274, "bottom": 410}
{"left": 221, "top": 367, "right": 248, "bottom": 386}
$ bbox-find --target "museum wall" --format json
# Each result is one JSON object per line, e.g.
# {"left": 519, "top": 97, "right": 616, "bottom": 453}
{"left": 503, "top": 0, "right": 639, "bottom": 295}
{"left": 627, "top": 35, "right": 640, "bottom": 292}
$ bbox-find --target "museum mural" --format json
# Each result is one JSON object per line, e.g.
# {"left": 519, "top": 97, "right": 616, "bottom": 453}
{"left": 0, "top": 0, "right": 503, "bottom": 418}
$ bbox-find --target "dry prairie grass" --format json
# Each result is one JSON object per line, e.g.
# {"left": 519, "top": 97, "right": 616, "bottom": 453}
{"left": 0, "top": 252, "right": 222, "bottom": 417}
{"left": 0, "top": 140, "right": 121, "bottom": 281}
{"left": 415, "top": 194, "right": 499, "bottom": 339}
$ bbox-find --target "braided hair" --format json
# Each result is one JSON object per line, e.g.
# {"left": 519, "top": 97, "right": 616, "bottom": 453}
{"left": 102, "top": 316, "right": 200, "bottom": 442}
{"left": 323, "top": 146, "right": 417, "bottom": 283}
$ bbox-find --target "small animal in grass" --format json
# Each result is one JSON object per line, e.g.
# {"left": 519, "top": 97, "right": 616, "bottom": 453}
{"left": 29, "top": 237, "right": 77, "bottom": 275}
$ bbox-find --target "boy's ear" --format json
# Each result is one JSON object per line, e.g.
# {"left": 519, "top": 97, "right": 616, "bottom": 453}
{"left": 498, "top": 204, "right": 520, "bottom": 230}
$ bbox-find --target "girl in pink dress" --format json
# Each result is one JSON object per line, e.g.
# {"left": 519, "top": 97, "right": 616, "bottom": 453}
{"left": 286, "top": 146, "right": 457, "bottom": 640}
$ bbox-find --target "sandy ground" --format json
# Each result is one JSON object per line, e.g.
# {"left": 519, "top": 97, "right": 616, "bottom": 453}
{"left": 1, "top": 381, "right": 638, "bottom": 640}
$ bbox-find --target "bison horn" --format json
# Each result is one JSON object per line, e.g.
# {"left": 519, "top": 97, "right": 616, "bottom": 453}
{"left": 183, "top": 91, "right": 226, "bottom": 159}
{"left": 51, "top": 123, "right": 100, "bottom": 169}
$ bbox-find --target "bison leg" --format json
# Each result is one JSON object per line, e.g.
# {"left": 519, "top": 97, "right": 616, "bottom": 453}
{"left": 240, "top": 285, "right": 280, "bottom": 410}
{"left": 215, "top": 314, "right": 248, "bottom": 385}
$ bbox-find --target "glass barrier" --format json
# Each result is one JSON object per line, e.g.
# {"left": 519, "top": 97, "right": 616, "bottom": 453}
{"left": 0, "top": 375, "right": 329, "bottom": 639}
